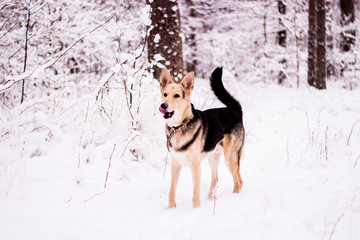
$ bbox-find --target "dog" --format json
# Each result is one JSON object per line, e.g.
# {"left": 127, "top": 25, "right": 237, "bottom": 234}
{"left": 159, "top": 67, "right": 245, "bottom": 208}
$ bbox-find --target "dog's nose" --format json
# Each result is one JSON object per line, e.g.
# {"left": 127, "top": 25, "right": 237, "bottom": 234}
{"left": 160, "top": 103, "right": 168, "bottom": 110}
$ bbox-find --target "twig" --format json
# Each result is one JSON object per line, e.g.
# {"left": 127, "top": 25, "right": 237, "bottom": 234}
{"left": 84, "top": 101, "right": 90, "bottom": 123}
{"left": 286, "top": 135, "right": 290, "bottom": 165}
{"left": 347, "top": 120, "right": 360, "bottom": 146}
{"left": 306, "top": 112, "right": 312, "bottom": 145}
{"left": 328, "top": 213, "right": 344, "bottom": 240}
{"left": 0, "top": 20, "right": 18, "bottom": 40}
{"left": 104, "top": 144, "right": 116, "bottom": 189}
{"left": 324, "top": 126, "right": 328, "bottom": 161}
{"left": 163, "top": 153, "right": 169, "bottom": 177}
{"left": 354, "top": 154, "right": 360, "bottom": 168}
{"left": 96, "top": 72, "right": 115, "bottom": 121}
{"left": 1, "top": 11, "right": 118, "bottom": 94}
{"left": 77, "top": 153, "right": 81, "bottom": 169}
{"left": 21, "top": 8, "right": 31, "bottom": 102}
{"left": 45, "top": 12, "right": 118, "bottom": 70}
{"left": 120, "top": 133, "right": 139, "bottom": 159}
{"left": 213, "top": 186, "right": 218, "bottom": 215}
{"left": 84, "top": 192, "right": 104, "bottom": 203}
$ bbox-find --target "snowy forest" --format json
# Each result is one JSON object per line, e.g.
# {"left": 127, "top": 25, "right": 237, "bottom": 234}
{"left": 1, "top": 0, "right": 360, "bottom": 239}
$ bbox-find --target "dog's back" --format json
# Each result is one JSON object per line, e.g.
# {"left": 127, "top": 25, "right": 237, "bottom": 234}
{"left": 195, "top": 67, "right": 244, "bottom": 152}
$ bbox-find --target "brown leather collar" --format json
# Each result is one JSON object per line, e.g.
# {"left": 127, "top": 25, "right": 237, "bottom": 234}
{"left": 166, "top": 118, "right": 190, "bottom": 152}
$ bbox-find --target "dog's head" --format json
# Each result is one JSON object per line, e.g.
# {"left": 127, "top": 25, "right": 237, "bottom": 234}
{"left": 159, "top": 69, "right": 194, "bottom": 126}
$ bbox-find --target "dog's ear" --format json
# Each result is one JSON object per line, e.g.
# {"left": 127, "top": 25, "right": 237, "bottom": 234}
{"left": 180, "top": 72, "right": 194, "bottom": 97}
{"left": 160, "top": 69, "right": 172, "bottom": 92}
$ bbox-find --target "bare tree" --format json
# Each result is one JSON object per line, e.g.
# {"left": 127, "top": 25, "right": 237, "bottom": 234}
{"left": 147, "top": 0, "right": 184, "bottom": 82}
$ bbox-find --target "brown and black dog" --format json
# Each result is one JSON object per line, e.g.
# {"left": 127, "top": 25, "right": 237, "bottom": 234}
{"left": 159, "top": 67, "right": 245, "bottom": 208}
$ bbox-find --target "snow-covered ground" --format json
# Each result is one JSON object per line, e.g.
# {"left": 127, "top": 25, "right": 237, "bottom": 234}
{"left": 1, "top": 74, "right": 359, "bottom": 240}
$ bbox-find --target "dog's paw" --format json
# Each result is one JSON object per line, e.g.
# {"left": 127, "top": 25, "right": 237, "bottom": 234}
{"left": 168, "top": 201, "right": 177, "bottom": 208}
{"left": 192, "top": 199, "right": 200, "bottom": 208}
{"left": 207, "top": 191, "right": 214, "bottom": 200}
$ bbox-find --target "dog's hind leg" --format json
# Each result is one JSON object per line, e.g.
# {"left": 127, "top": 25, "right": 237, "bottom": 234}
{"left": 169, "top": 159, "right": 182, "bottom": 208}
{"left": 223, "top": 134, "right": 244, "bottom": 193}
{"left": 208, "top": 151, "right": 221, "bottom": 199}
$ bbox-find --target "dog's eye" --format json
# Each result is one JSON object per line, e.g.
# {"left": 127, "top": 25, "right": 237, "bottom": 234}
{"left": 164, "top": 93, "right": 167, "bottom": 97}
{"left": 174, "top": 94, "right": 180, "bottom": 98}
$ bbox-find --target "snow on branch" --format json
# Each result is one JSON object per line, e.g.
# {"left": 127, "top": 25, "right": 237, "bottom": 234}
{"left": 0, "top": 11, "right": 118, "bottom": 94}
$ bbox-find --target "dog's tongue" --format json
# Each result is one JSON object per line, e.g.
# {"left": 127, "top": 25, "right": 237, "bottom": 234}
{"left": 159, "top": 107, "right": 168, "bottom": 114}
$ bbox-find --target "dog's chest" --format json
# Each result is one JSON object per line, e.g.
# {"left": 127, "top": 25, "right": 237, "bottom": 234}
{"left": 169, "top": 151, "right": 193, "bottom": 167}
{"left": 169, "top": 150, "right": 208, "bottom": 167}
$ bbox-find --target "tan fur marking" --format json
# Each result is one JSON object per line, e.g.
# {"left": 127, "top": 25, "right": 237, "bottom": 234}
{"left": 191, "top": 161, "right": 201, "bottom": 208}
{"left": 223, "top": 131, "right": 244, "bottom": 193}
{"left": 180, "top": 72, "right": 194, "bottom": 97}
{"left": 160, "top": 69, "right": 172, "bottom": 93}
{"left": 208, "top": 151, "right": 221, "bottom": 199}
{"left": 168, "top": 159, "right": 182, "bottom": 208}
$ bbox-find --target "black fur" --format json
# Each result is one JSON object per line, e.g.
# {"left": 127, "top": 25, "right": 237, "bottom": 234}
{"left": 176, "top": 125, "right": 201, "bottom": 152}
{"left": 210, "top": 67, "right": 243, "bottom": 117}
{"left": 169, "top": 67, "right": 243, "bottom": 153}
{"left": 199, "top": 108, "right": 241, "bottom": 152}
{"left": 191, "top": 68, "right": 243, "bottom": 152}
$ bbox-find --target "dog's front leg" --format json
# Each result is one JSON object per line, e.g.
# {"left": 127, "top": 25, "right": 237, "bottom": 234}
{"left": 191, "top": 162, "right": 201, "bottom": 208}
{"left": 169, "top": 159, "right": 182, "bottom": 208}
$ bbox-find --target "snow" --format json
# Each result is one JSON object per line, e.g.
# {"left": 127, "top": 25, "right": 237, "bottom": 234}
{"left": 1, "top": 74, "right": 359, "bottom": 239}
{"left": 1, "top": 1, "right": 360, "bottom": 238}
{"left": 154, "top": 34, "right": 161, "bottom": 43}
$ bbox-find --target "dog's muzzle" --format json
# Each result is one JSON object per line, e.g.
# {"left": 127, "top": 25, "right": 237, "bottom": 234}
{"left": 159, "top": 103, "right": 174, "bottom": 119}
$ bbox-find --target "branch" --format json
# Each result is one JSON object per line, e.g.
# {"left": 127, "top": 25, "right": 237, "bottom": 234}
{"left": 0, "top": 20, "right": 18, "bottom": 40}
{"left": 328, "top": 213, "right": 345, "bottom": 240}
{"left": 213, "top": 186, "right": 218, "bottom": 215}
{"left": 347, "top": 120, "right": 360, "bottom": 146}
{"left": 0, "top": 11, "right": 118, "bottom": 94}
{"left": 104, "top": 144, "right": 116, "bottom": 189}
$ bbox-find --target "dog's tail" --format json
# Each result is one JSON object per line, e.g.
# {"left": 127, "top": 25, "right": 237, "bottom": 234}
{"left": 210, "top": 67, "right": 242, "bottom": 115}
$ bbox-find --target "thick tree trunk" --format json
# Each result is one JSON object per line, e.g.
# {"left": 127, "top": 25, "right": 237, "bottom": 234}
{"left": 147, "top": 0, "right": 184, "bottom": 82}
{"left": 307, "top": 0, "right": 317, "bottom": 87}
{"left": 315, "top": 0, "right": 326, "bottom": 89}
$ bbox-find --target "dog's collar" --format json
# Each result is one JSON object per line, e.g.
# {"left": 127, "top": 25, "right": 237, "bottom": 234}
{"left": 166, "top": 118, "right": 191, "bottom": 152}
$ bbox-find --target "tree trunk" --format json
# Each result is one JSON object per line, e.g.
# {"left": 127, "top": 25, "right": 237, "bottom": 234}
{"left": 277, "top": 0, "right": 286, "bottom": 85}
{"left": 326, "top": 0, "right": 335, "bottom": 77}
{"left": 147, "top": 0, "right": 184, "bottom": 82}
{"left": 294, "top": 1, "right": 300, "bottom": 88}
{"left": 315, "top": 0, "right": 326, "bottom": 89}
{"left": 307, "top": 0, "right": 317, "bottom": 87}
{"left": 184, "top": 0, "right": 197, "bottom": 73}
{"left": 277, "top": 0, "right": 286, "bottom": 48}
